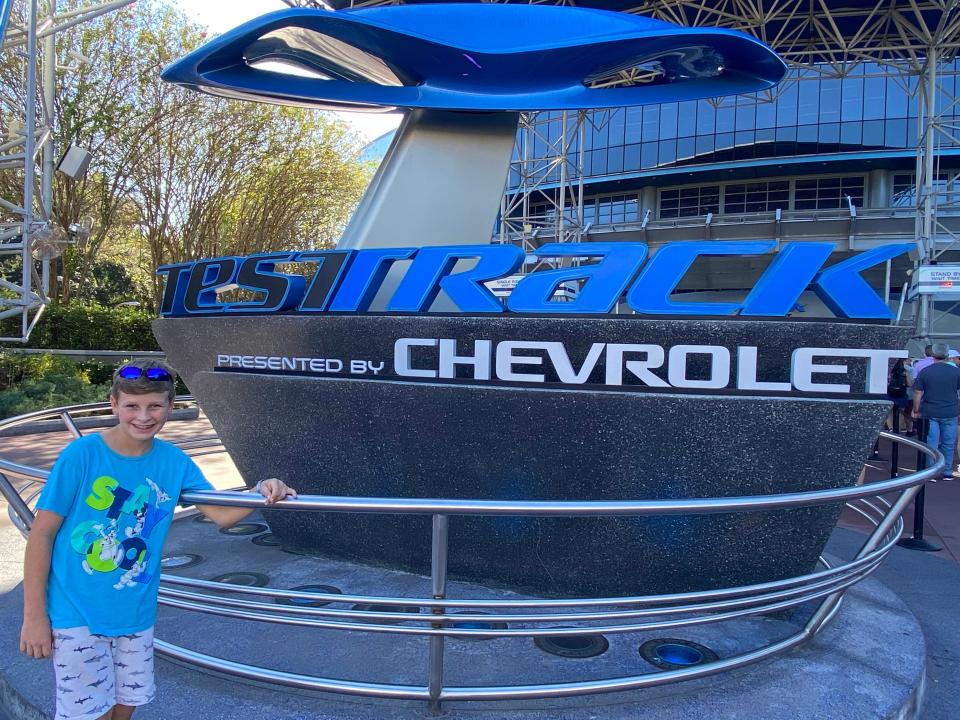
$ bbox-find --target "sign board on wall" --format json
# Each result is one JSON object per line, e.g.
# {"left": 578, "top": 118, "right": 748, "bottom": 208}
{"left": 909, "top": 264, "right": 960, "bottom": 300}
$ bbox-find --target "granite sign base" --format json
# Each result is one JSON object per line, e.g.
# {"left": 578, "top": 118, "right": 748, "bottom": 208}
{"left": 155, "top": 315, "right": 908, "bottom": 597}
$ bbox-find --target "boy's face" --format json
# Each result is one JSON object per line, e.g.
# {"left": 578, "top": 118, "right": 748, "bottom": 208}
{"left": 109, "top": 390, "right": 171, "bottom": 443}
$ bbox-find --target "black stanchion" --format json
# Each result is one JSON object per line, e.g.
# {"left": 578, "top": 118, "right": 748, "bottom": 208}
{"left": 897, "top": 417, "right": 942, "bottom": 552}
{"left": 890, "top": 410, "right": 900, "bottom": 478}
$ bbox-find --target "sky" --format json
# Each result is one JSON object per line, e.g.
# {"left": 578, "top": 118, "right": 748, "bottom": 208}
{"left": 171, "top": 0, "right": 402, "bottom": 143}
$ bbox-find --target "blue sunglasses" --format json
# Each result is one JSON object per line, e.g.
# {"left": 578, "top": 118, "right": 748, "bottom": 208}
{"left": 117, "top": 366, "right": 173, "bottom": 382}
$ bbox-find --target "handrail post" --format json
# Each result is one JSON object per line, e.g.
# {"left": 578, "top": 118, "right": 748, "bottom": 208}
{"left": 60, "top": 411, "right": 82, "bottom": 438}
{"left": 428, "top": 514, "right": 449, "bottom": 711}
{"left": 0, "top": 472, "right": 34, "bottom": 533}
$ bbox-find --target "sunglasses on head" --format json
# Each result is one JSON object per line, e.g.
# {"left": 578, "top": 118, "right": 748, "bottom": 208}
{"left": 117, "top": 366, "right": 173, "bottom": 382}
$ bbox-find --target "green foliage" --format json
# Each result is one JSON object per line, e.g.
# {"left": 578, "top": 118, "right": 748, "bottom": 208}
{"left": 0, "top": 351, "right": 83, "bottom": 390}
{"left": 0, "top": 351, "right": 111, "bottom": 419}
{"left": 7, "top": 302, "right": 159, "bottom": 351}
{"left": 0, "top": 374, "right": 111, "bottom": 420}
{"left": 0, "top": 350, "right": 187, "bottom": 420}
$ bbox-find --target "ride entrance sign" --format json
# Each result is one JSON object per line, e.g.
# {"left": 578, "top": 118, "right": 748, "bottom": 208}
{"left": 156, "top": 4, "right": 910, "bottom": 596}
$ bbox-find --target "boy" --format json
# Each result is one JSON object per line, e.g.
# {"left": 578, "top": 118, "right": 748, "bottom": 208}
{"left": 19, "top": 360, "right": 296, "bottom": 720}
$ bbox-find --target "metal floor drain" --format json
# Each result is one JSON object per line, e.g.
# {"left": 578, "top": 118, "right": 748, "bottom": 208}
{"left": 219, "top": 522, "right": 268, "bottom": 536}
{"left": 534, "top": 631, "right": 609, "bottom": 658}
{"left": 252, "top": 533, "right": 282, "bottom": 547}
{"left": 160, "top": 553, "right": 204, "bottom": 570}
{"left": 275, "top": 584, "right": 343, "bottom": 607}
{"left": 350, "top": 603, "right": 422, "bottom": 624}
{"left": 639, "top": 638, "right": 718, "bottom": 670}
{"left": 448, "top": 611, "right": 508, "bottom": 641}
{"left": 210, "top": 572, "right": 270, "bottom": 587}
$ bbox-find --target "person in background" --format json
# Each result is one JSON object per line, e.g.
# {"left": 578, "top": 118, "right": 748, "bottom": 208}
{"left": 911, "top": 344, "right": 934, "bottom": 379}
{"left": 949, "top": 349, "right": 960, "bottom": 367}
{"left": 886, "top": 358, "right": 913, "bottom": 434}
{"left": 912, "top": 343, "right": 960, "bottom": 479}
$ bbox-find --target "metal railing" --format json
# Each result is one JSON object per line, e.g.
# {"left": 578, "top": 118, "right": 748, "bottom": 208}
{"left": 0, "top": 399, "right": 941, "bottom": 710}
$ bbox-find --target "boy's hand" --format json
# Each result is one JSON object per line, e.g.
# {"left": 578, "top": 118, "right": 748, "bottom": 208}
{"left": 20, "top": 616, "right": 52, "bottom": 659}
{"left": 257, "top": 478, "right": 297, "bottom": 505}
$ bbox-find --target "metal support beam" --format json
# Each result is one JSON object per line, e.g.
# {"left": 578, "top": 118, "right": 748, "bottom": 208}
{"left": 0, "top": 0, "right": 134, "bottom": 342}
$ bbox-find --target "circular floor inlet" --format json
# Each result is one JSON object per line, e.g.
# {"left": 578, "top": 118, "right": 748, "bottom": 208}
{"left": 534, "top": 632, "right": 609, "bottom": 658}
{"left": 252, "top": 533, "right": 282, "bottom": 547}
{"left": 210, "top": 572, "right": 270, "bottom": 587}
{"left": 219, "top": 522, "right": 268, "bottom": 536}
{"left": 160, "top": 553, "right": 203, "bottom": 570}
{"left": 639, "top": 638, "right": 719, "bottom": 671}
{"left": 448, "top": 611, "right": 508, "bottom": 641}
{"left": 275, "top": 584, "right": 343, "bottom": 607}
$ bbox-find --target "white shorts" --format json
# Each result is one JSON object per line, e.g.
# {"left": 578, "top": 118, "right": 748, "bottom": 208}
{"left": 51, "top": 626, "right": 156, "bottom": 720}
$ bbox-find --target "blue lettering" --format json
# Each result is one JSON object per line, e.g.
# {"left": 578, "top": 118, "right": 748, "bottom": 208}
{"left": 140, "top": 503, "right": 168, "bottom": 540}
{"left": 295, "top": 250, "right": 354, "bottom": 312}
{"left": 154, "top": 242, "right": 911, "bottom": 320}
{"left": 157, "top": 263, "right": 193, "bottom": 317}
{"left": 508, "top": 243, "right": 647, "bottom": 314}
{"left": 224, "top": 252, "right": 305, "bottom": 314}
{"left": 741, "top": 242, "right": 836, "bottom": 316}
{"left": 627, "top": 241, "right": 775, "bottom": 315}
{"left": 106, "top": 486, "right": 132, "bottom": 520}
{"left": 183, "top": 257, "right": 240, "bottom": 314}
{"left": 327, "top": 248, "right": 415, "bottom": 312}
{"left": 388, "top": 245, "right": 523, "bottom": 312}
{"left": 812, "top": 243, "right": 914, "bottom": 319}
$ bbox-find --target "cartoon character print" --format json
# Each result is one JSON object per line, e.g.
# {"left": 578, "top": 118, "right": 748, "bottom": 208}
{"left": 69, "top": 475, "right": 174, "bottom": 591}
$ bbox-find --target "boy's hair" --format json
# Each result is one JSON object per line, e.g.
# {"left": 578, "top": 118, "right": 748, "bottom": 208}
{"left": 110, "top": 359, "right": 176, "bottom": 402}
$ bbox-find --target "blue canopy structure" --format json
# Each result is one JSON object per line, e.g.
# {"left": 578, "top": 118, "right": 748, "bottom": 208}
{"left": 161, "top": 4, "right": 786, "bottom": 112}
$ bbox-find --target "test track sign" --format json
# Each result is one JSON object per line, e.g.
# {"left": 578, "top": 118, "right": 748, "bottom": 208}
{"left": 157, "top": 241, "right": 914, "bottom": 320}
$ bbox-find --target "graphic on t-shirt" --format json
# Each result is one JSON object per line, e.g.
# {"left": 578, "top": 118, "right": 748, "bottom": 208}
{"left": 68, "top": 475, "right": 172, "bottom": 590}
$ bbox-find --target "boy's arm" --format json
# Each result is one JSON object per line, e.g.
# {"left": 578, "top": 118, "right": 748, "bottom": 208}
{"left": 194, "top": 478, "right": 297, "bottom": 528}
{"left": 20, "top": 510, "right": 64, "bottom": 659}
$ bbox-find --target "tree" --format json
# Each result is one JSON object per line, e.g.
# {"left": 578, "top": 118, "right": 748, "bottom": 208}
{"left": 0, "top": 0, "right": 372, "bottom": 312}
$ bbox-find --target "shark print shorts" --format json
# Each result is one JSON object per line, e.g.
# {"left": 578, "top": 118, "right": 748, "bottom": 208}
{"left": 51, "top": 626, "right": 155, "bottom": 720}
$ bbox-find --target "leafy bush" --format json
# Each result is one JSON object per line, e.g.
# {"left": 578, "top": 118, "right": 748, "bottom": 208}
{"left": 0, "top": 374, "right": 111, "bottom": 419}
{"left": 0, "top": 351, "right": 82, "bottom": 390}
{"left": 3, "top": 302, "right": 159, "bottom": 351}
{"left": 0, "top": 351, "right": 188, "bottom": 419}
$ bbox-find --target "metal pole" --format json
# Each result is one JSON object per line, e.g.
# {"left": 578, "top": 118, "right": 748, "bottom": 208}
{"left": 427, "top": 514, "right": 449, "bottom": 711}
{"left": 557, "top": 110, "right": 566, "bottom": 244}
{"left": 897, "top": 417, "right": 942, "bottom": 551}
{"left": 21, "top": 0, "right": 39, "bottom": 340}
{"left": 40, "top": 0, "right": 56, "bottom": 299}
{"left": 890, "top": 409, "right": 900, "bottom": 478}
{"left": 923, "top": 48, "right": 937, "bottom": 261}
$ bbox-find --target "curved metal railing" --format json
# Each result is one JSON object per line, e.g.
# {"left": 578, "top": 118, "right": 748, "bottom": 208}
{"left": 0, "top": 399, "right": 941, "bottom": 709}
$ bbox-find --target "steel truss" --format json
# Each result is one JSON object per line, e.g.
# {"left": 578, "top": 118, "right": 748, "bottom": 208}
{"left": 336, "top": 0, "right": 960, "bottom": 333}
{"left": 0, "top": 0, "right": 132, "bottom": 343}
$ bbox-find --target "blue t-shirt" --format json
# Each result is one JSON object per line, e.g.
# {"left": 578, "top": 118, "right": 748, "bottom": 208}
{"left": 36, "top": 434, "right": 213, "bottom": 635}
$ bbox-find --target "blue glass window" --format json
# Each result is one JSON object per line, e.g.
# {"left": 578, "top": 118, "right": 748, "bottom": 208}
{"left": 625, "top": 107, "right": 643, "bottom": 144}
{"left": 659, "top": 104, "right": 678, "bottom": 140}
{"left": 820, "top": 79, "right": 842, "bottom": 123}
{"left": 841, "top": 77, "right": 864, "bottom": 122}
